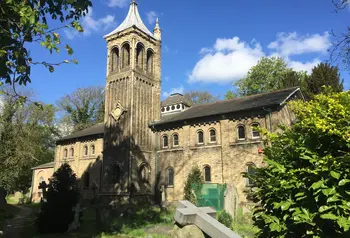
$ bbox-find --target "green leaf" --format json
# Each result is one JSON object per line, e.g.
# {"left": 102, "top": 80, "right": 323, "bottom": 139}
{"left": 319, "top": 205, "right": 332, "bottom": 213}
{"left": 65, "top": 44, "right": 73, "bottom": 55}
{"left": 327, "top": 195, "right": 339, "bottom": 203}
{"left": 320, "top": 213, "right": 338, "bottom": 220}
{"left": 311, "top": 180, "right": 323, "bottom": 190}
{"left": 281, "top": 201, "right": 292, "bottom": 211}
{"left": 339, "top": 179, "right": 350, "bottom": 186}
{"left": 48, "top": 65, "right": 54, "bottom": 73}
{"left": 321, "top": 187, "right": 336, "bottom": 196}
{"left": 330, "top": 171, "right": 340, "bottom": 180}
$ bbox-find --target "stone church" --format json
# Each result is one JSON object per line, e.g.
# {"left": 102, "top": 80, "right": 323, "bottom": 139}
{"left": 31, "top": 0, "right": 304, "bottom": 207}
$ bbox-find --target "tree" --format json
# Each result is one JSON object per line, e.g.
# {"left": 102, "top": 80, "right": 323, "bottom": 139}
{"left": 330, "top": 1, "right": 350, "bottom": 69}
{"left": 224, "top": 90, "right": 238, "bottom": 100}
{"left": 184, "top": 91, "right": 219, "bottom": 105}
{"left": 305, "top": 62, "right": 344, "bottom": 100}
{"left": 183, "top": 166, "right": 203, "bottom": 205}
{"left": 57, "top": 86, "right": 105, "bottom": 132}
{"left": 0, "top": 92, "right": 57, "bottom": 192}
{"left": 245, "top": 90, "right": 350, "bottom": 237}
{"left": 0, "top": 0, "right": 92, "bottom": 98}
{"left": 36, "top": 163, "right": 79, "bottom": 233}
{"left": 234, "top": 57, "right": 293, "bottom": 96}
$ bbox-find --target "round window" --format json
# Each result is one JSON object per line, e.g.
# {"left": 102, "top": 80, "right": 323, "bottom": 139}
{"left": 161, "top": 107, "right": 165, "bottom": 112}
{"left": 177, "top": 104, "right": 181, "bottom": 109}
{"left": 166, "top": 106, "right": 170, "bottom": 111}
{"left": 171, "top": 105, "right": 175, "bottom": 110}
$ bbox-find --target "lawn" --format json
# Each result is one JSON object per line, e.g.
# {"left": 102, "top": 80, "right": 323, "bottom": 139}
{"left": 23, "top": 204, "right": 174, "bottom": 238}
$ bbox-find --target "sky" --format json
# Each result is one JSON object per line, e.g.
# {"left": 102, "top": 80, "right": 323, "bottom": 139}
{"left": 28, "top": 0, "right": 350, "bottom": 104}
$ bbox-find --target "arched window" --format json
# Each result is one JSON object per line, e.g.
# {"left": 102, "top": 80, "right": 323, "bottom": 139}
{"left": 204, "top": 166, "right": 211, "bottom": 182}
{"left": 237, "top": 125, "right": 246, "bottom": 140}
{"left": 84, "top": 172, "right": 90, "bottom": 188}
{"left": 173, "top": 134, "right": 179, "bottom": 147}
{"left": 197, "top": 131, "right": 204, "bottom": 144}
{"left": 90, "top": 144, "right": 95, "bottom": 155}
{"left": 247, "top": 163, "right": 256, "bottom": 186}
{"left": 209, "top": 129, "right": 216, "bottom": 142}
{"left": 83, "top": 145, "right": 88, "bottom": 156}
{"left": 70, "top": 148, "right": 74, "bottom": 158}
{"left": 139, "top": 163, "right": 150, "bottom": 182}
{"left": 146, "top": 49, "right": 154, "bottom": 74}
{"left": 39, "top": 176, "right": 44, "bottom": 184}
{"left": 122, "top": 43, "right": 130, "bottom": 68}
{"left": 136, "top": 43, "right": 145, "bottom": 70}
{"left": 112, "top": 165, "right": 121, "bottom": 184}
{"left": 251, "top": 123, "right": 260, "bottom": 139}
{"left": 162, "top": 135, "right": 168, "bottom": 148}
{"left": 111, "top": 47, "right": 119, "bottom": 72}
{"left": 64, "top": 148, "right": 68, "bottom": 158}
{"left": 167, "top": 167, "right": 174, "bottom": 186}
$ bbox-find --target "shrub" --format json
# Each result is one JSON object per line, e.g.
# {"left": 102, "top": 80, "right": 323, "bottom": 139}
{"left": 183, "top": 166, "right": 203, "bottom": 205}
{"left": 245, "top": 91, "right": 350, "bottom": 237}
{"left": 36, "top": 163, "right": 79, "bottom": 233}
{"left": 218, "top": 210, "right": 233, "bottom": 228}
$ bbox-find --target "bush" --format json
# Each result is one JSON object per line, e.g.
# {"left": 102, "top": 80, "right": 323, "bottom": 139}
{"left": 218, "top": 210, "right": 233, "bottom": 228}
{"left": 36, "top": 164, "right": 79, "bottom": 233}
{"left": 245, "top": 91, "right": 350, "bottom": 237}
{"left": 183, "top": 167, "right": 203, "bottom": 205}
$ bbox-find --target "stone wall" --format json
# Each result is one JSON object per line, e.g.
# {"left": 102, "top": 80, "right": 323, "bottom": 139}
{"left": 31, "top": 167, "right": 54, "bottom": 203}
{"left": 156, "top": 105, "right": 295, "bottom": 205}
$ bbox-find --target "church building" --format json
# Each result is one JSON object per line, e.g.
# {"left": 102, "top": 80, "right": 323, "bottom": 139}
{"left": 31, "top": 1, "right": 304, "bottom": 207}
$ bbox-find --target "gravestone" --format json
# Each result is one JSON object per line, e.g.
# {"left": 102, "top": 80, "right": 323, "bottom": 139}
{"left": 0, "top": 187, "right": 6, "bottom": 208}
{"left": 224, "top": 184, "right": 239, "bottom": 219}
{"left": 174, "top": 200, "right": 241, "bottom": 238}
{"left": 67, "top": 203, "right": 83, "bottom": 232}
{"left": 38, "top": 181, "right": 48, "bottom": 201}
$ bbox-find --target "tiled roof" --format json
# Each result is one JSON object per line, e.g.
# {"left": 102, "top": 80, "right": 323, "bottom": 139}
{"left": 56, "top": 123, "right": 104, "bottom": 142}
{"left": 151, "top": 87, "right": 302, "bottom": 126}
{"left": 104, "top": 1, "right": 153, "bottom": 38}
{"left": 32, "top": 162, "right": 55, "bottom": 170}
{"left": 161, "top": 93, "right": 192, "bottom": 107}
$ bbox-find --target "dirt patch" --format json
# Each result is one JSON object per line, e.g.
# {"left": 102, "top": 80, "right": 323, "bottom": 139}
{"left": 3, "top": 205, "right": 33, "bottom": 238}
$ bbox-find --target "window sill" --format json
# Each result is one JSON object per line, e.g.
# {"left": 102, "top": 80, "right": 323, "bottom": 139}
{"left": 158, "top": 147, "right": 183, "bottom": 153}
{"left": 166, "top": 185, "right": 174, "bottom": 188}
{"left": 229, "top": 140, "right": 263, "bottom": 146}
{"left": 190, "top": 144, "right": 221, "bottom": 150}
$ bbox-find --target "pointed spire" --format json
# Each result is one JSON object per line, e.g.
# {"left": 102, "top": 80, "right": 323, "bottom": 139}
{"left": 153, "top": 18, "right": 162, "bottom": 41}
{"left": 104, "top": 0, "right": 153, "bottom": 39}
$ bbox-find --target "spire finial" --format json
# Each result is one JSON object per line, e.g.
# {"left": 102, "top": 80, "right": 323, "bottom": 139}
{"left": 131, "top": 0, "right": 137, "bottom": 5}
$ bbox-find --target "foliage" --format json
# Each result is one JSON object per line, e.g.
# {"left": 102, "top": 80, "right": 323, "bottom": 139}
{"left": 305, "top": 62, "right": 344, "bottom": 100}
{"left": 57, "top": 86, "right": 105, "bottom": 132}
{"left": 184, "top": 91, "right": 220, "bottom": 105}
{"left": 0, "top": 93, "right": 57, "bottom": 192}
{"left": 107, "top": 206, "right": 173, "bottom": 234}
{"left": 218, "top": 210, "right": 233, "bottom": 228}
{"left": 231, "top": 207, "right": 260, "bottom": 238}
{"left": 0, "top": 0, "right": 92, "bottom": 99}
{"left": 245, "top": 90, "right": 350, "bottom": 237}
{"left": 224, "top": 90, "right": 238, "bottom": 100}
{"left": 36, "top": 163, "right": 79, "bottom": 234}
{"left": 234, "top": 57, "right": 296, "bottom": 96}
{"left": 183, "top": 166, "right": 203, "bottom": 205}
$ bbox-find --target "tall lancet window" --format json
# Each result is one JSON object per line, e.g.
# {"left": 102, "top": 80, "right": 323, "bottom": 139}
{"left": 146, "top": 49, "right": 154, "bottom": 74}
{"left": 122, "top": 42, "right": 130, "bottom": 68}
{"left": 136, "top": 43, "right": 145, "bottom": 70}
{"left": 111, "top": 47, "right": 119, "bottom": 72}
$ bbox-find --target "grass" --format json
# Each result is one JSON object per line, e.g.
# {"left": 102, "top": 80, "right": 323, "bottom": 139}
{"left": 230, "top": 207, "right": 260, "bottom": 238}
{"left": 23, "top": 204, "right": 174, "bottom": 238}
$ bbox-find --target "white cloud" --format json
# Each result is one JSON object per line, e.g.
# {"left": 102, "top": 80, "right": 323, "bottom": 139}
{"left": 268, "top": 32, "right": 331, "bottom": 57}
{"left": 107, "top": 0, "right": 129, "bottom": 8}
{"left": 64, "top": 8, "right": 116, "bottom": 39}
{"left": 189, "top": 32, "right": 331, "bottom": 84}
{"left": 162, "top": 86, "right": 184, "bottom": 97}
{"left": 288, "top": 59, "right": 320, "bottom": 73}
{"left": 189, "top": 37, "right": 265, "bottom": 84}
{"left": 146, "top": 11, "right": 158, "bottom": 25}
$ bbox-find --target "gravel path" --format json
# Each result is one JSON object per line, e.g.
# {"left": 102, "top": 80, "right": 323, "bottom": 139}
{"left": 3, "top": 205, "right": 33, "bottom": 238}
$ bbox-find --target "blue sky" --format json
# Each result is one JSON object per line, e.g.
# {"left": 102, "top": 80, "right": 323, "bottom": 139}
{"left": 28, "top": 0, "right": 350, "bottom": 104}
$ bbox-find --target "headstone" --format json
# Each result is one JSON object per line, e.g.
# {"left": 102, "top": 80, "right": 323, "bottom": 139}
{"left": 38, "top": 181, "right": 48, "bottom": 201}
{"left": 224, "top": 184, "right": 239, "bottom": 219}
{"left": 67, "top": 203, "right": 82, "bottom": 232}
{"left": 0, "top": 187, "right": 6, "bottom": 208}
{"left": 174, "top": 200, "right": 241, "bottom": 238}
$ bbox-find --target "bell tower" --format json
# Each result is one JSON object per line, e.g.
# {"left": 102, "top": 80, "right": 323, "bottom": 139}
{"left": 102, "top": 0, "right": 161, "bottom": 194}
